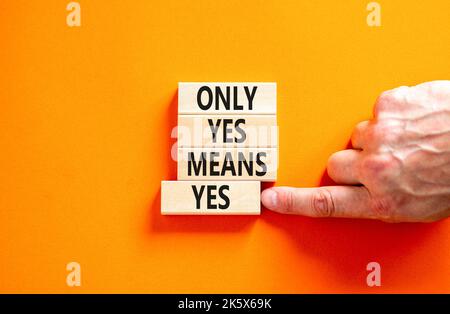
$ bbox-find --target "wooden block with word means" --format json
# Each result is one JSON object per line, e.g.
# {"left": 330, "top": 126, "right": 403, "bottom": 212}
{"left": 177, "top": 148, "right": 278, "bottom": 182}
{"left": 161, "top": 181, "right": 260, "bottom": 215}
{"left": 178, "top": 82, "right": 276, "bottom": 114}
{"left": 177, "top": 115, "right": 278, "bottom": 148}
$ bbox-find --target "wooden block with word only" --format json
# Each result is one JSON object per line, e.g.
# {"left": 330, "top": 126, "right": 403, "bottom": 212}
{"left": 161, "top": 180, "right": 260, "bottom": 215}
{"left": 177, "top": 148, "right": 278, "bottom": 182}
{"left": 178, "top": 82, "right": 276, "bottom": 115}
{"left": 177, "top": 115, "right": 278, "bottom": 148}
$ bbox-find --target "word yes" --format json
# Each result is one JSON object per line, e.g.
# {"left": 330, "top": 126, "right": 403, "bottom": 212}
{"left": 192, "top": 185, "right": 230, "bottom": 209}
{"left": 208, "top": 118, "right": 246, "bottom": 143}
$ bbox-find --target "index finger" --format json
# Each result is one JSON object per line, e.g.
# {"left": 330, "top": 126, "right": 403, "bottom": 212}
{"left": 261, "top": 186, "right": 377, "bottom": 219}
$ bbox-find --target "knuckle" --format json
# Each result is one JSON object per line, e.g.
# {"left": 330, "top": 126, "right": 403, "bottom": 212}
{"left": 369, "top": 124, "right": 386, "bottom": 141}
{"left": 426, "top": 81, "right": 450, "bottom": 98}
{"left": 374, "top": 92, "right": 393, "bottom": 114}
{"left": 371, "top": 120, "right": 404, "bottom": 143}
{"left": 354, "top": 120, "right": 369, "bottom": 134}
{"left": 374, "top": 87, "right": 409, "bottom": 116}
{"left": 390, "top": 86, "right": 409, "bottom": 101}
{"left": 378, "top": 90, "right": 394, "bottom": 103}
{"left": 311, "top": 188, "right": 335, "bottom": 217}
{"left": 361, "top": 155, "right": 393, "bottom": 177}
{"left": 283, "top": 190, "right": 295, "bottom": 213}
{"left": 370, "top": 198, "right": 393, "bottom": 220}
{"left": 368, "top": 125, "right": 390, "bottom": 144}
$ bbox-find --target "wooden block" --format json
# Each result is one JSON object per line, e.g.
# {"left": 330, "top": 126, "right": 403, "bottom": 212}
{"left": 177, "top": 115, "right": 278, "bottom": 148}
{"left": 178, "top": 82, "right": 276, "bottom": 114}
{"left": 161, "top": 181, "right": 260, "bottom": 215}
{"left": 177, "top": 148, "right": 278, "bottom": 182}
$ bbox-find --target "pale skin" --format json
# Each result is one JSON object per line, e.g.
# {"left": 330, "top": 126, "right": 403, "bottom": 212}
{"left": 261, "top": 81, "right": 450, "bottom": 222}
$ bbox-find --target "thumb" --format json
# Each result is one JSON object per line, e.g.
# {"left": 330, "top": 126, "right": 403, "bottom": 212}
{"left": 261, "top": 186, "right": 376, "bottom": 219}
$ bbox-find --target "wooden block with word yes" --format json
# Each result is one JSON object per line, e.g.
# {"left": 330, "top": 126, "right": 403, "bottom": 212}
{"left": 161, "top": 181, "right": 260, "bottom": 215}
{"left": 177, "top": 115, "right": 278, "bottom": 148}
{"left": 178, "top": 82, "right": 276, "bottom": 114}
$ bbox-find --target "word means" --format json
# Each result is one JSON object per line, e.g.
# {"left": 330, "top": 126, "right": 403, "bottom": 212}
{"left": 188, "top": 151, "right": 267, "bottom": 176}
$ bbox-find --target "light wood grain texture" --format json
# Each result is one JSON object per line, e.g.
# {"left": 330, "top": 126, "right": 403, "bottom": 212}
{"left": 178, "top": 82, "right": 276, "bottom": 114}
{"left": 161, "top": 180, "right": 261, "bottom": 215}
{"left": 177, "top": 115, "right": 278, "bottom": 147}
{"left": 177, "top": 148, "right": 278, "bottom": 181}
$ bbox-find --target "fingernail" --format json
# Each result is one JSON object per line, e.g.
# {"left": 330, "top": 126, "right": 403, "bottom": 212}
{"left": 262, "top": 189, "right": 279, "bottom": 209}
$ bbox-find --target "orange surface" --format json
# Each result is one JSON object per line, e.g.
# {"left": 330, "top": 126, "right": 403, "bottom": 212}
{"left": 0, "top": 0, "right": 449, "bottom": 293}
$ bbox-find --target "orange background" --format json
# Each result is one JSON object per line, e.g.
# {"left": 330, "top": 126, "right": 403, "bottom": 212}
{"left": 1, "top": 0, "right": 449, "bottom": 293}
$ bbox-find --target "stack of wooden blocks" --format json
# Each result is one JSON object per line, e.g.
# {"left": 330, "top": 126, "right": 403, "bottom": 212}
{"left": 161, "top": 82, "right": 277, "bottom": 215}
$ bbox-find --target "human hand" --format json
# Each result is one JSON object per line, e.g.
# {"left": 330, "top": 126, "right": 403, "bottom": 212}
{"left": 262, "top": 81, "right": 450, "bottom": 222}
